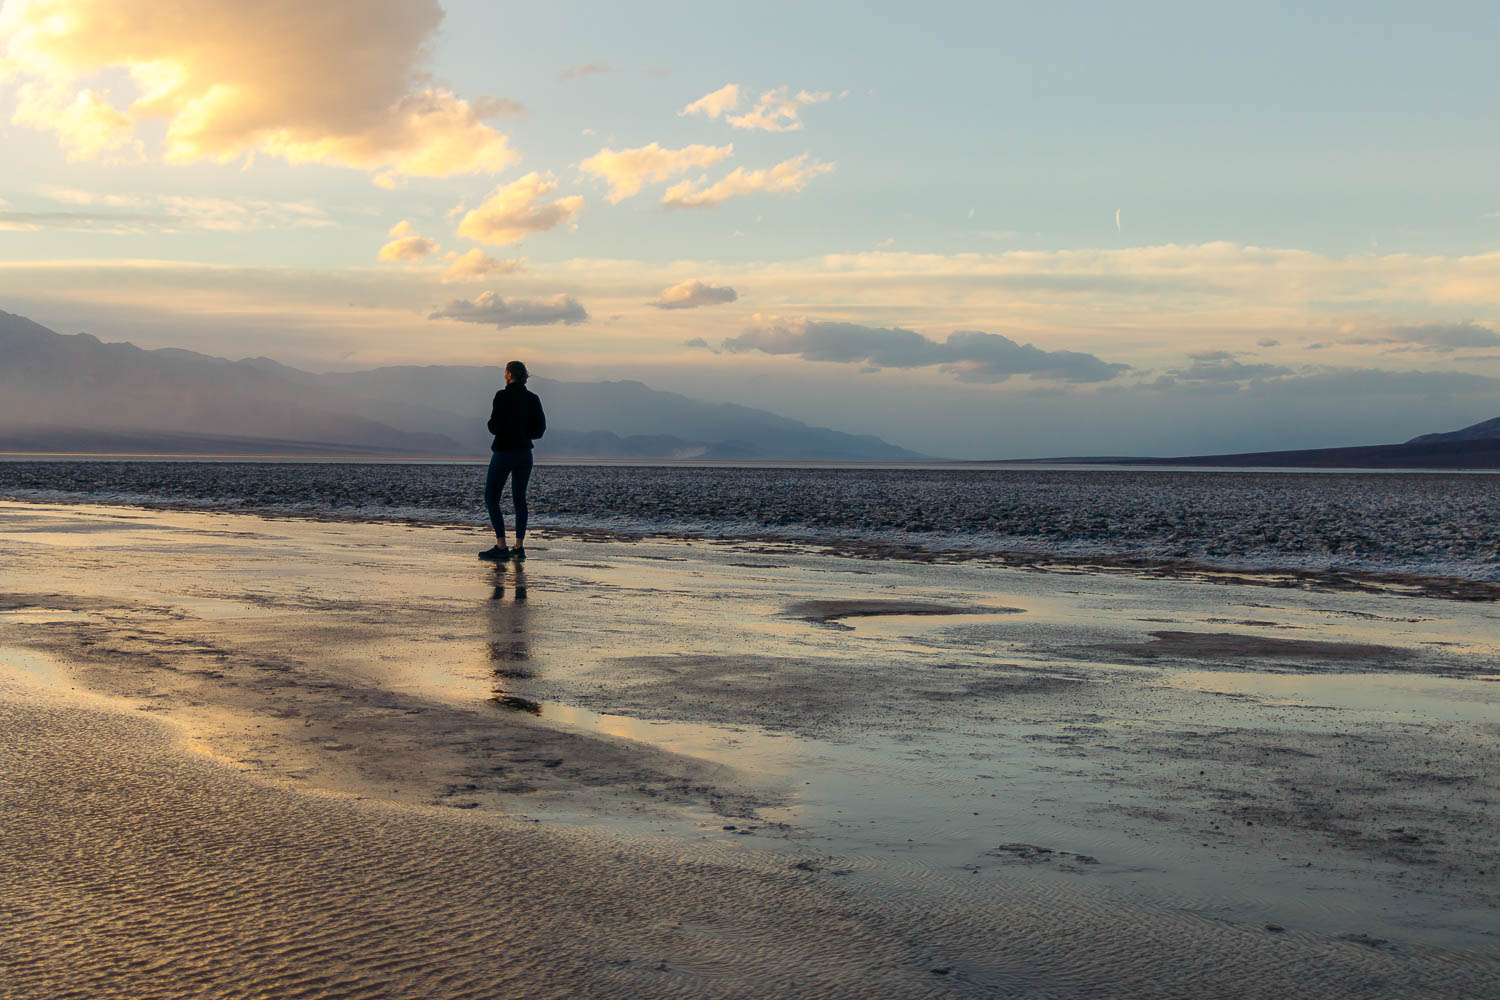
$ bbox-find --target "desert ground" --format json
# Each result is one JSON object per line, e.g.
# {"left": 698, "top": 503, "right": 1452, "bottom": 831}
{"left": 2, "top": 500, "right": 1497, "bottom": 998}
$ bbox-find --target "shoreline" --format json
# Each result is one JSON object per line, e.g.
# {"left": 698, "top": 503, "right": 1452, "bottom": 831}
{"left": 4, "top": 489, "right": 1499, "bottom": 599}
{"left": 3, "top": 499, "right": 1498, "bottom": 997}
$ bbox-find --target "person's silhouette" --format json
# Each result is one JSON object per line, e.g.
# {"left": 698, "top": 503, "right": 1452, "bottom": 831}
{"left": 479, "top": 361, "right": 545, "bottom": 563}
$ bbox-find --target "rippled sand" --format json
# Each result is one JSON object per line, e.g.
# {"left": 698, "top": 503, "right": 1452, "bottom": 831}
{"left": 2, "top": 500, "right": 1497, "bottom": 998}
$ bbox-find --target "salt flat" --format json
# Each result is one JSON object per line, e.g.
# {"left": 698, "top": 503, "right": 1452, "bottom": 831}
{"left": 2, "top": 500, "right": 1497, "bottom": 998}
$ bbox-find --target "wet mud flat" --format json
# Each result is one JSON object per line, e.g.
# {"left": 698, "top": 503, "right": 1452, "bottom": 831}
{"left": 2, "top": 500, "right": 1498, "bottom": 999}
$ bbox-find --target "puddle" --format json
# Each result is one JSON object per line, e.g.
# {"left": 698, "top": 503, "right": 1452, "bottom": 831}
{"left": 0, "top": 609, "right": 110, "bottom": 626}
{"left": 0, "top": 645, "right": 70, "bottom": 690}
{"left": 477, "top": 688, "right": 1499, "bottom": 950}
{"left": 826, "top": 610, "right": 1029, "bottom": 639}
{"left": 171, "top": 597, "right": 287, "bottom": 621}
{"left": 1167, "top": 670, "right": 1500, "bottom": 725}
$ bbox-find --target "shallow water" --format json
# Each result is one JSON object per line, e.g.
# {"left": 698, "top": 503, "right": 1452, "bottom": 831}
{"left": 4, "top": 501, "right": 1500, "bottom": 997}
{"left": 3, "top": 459, "right": 1499, "bottom": 580}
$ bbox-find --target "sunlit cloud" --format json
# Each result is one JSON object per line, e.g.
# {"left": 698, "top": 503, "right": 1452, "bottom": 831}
{"left": 456, "top": 173, "right": 585, "bottom": 246}
{"left": 378, "top": 221, "right": 438, "bottom": 262}
{"left": 661, "top": 155, "right": 835, "bottom": 209}
{"left": 652, "top": 279, "right": 738, "bottom": 309}
{"left": 725, "top": 317, "right": 1129, "bottom": 383}
{"left": 8, "top": 244, "right": 1500, "bottom": 382}
{"left": 441, "top": 249, "right": 525, "bottom": 283}
{"left": 0, "top": 0, "right": 518, "bottom": 178}
{"left": 579, "top": 142, "right": 734, "bottom": 203}
{"left": 1, "top": 188, "right": 332, "bottom": 233}
{"left": 10, "top": 84, "right": 140, "bottom": 162}
{"left": 678, "top": 84, "right": 741, "bottom": 120}
{"left": 429, "top": 291, "right": 588, "bottom": 329}
{"left": 726, "top": 87, "right": 834, "bottom": 132}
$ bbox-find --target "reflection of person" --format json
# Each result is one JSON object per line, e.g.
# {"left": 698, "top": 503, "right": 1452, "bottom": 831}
{"left": 479, "top": 360, "right": 546, "bottom": 562}
{"left": 487, "top": 564, "right": 535, "bottom": 711}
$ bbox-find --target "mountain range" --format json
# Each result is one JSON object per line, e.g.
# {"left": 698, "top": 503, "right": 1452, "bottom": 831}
{"left": 1000, "top": 419, "right": 1500, "bottom": 470}
{"left": 5, "top": 309, "right": 1497, "bottom": 468}
{"left": 0, "top": 310, "right": 927, "bottom": 461}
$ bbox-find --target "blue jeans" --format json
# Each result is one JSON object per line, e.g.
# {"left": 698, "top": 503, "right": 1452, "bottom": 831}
{"left": 485, "top": 450, "right": 533, "bottom": 543}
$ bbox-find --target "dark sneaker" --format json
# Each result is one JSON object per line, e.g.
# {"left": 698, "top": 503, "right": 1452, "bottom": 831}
{"left": 479, "top": 545, "right": 510, "bottom": 561}
{"left": 511, "top": 546, "right": 527, "bottom": 562}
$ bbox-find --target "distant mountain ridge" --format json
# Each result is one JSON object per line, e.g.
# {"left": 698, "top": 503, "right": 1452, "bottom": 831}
{"left": 0, "top": 309, "right": 928, "bottom": 461}
{"left": 1408, "top": 416, "right": 1500, "bottom": 444}
{"left": 997, "top": 415, "right": 1500, "bottom": 470}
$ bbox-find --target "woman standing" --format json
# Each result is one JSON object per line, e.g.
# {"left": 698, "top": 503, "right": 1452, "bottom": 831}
{"left": 480, "top": 360, "right": 546, "bottom": 562}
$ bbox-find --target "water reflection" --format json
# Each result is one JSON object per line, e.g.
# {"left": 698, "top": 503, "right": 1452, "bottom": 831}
{"left": 486, "top": 564, "right": 540, "bottom": 712}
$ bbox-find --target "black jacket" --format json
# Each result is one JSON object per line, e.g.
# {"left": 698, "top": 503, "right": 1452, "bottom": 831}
{"left": 487, "top": 384, "right": 546, "bottom": 451}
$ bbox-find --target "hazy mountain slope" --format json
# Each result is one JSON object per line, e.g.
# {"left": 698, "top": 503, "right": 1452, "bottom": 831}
{"left": 1408, "top": 416, "right": 1500, "bottom": 443}
{"left": 0, "top": 311, "right": 456, "bottom": 454}
{"left": 1, "top": 311, "right": 928, "bottom": 460}
{"left": 305, "top": 366, "right": 926, "bottom": 459}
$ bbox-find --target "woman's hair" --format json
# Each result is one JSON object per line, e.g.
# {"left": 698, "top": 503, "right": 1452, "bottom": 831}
{"left": 505, "top": 360, "right": 528, "bottom": 383}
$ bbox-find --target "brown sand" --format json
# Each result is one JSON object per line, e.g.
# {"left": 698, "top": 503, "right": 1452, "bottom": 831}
{"left": 2, "top": 500, "right": 1498, "bottom": 998}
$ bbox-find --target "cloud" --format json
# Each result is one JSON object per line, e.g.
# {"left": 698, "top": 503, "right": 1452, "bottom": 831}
{"left": 1257, "top": 337, "right": 1281, "bottom": 347}
{"left": 682, "top": 337, "right": 718, "bottom": 352}
{"left": 1142, "top": 361, "right": 1500, "bottom": 399}
{"left": 1166, "top": 357, "right": 1293, "bottom": 382}
{"left": 1356, "top": 321, "right": 1500, "bottom": 352}
{"left": 723, "top": 317, "right": 1129, "bottom": 383}
{"left": 378, "top": 237, "right": 438, "bottom": 263}
{"left": 1, "top": 188, "right": 332, "bottom": 233}
{"left": 560, "top": 60, "right": 611, "bottom": 82}
{"left": 679, "top": 84, "right": 742, "bottom": 120}
{"left": 652, "top": 279, "right": 738, "bottom": 310}
{"left": 441, "top": 249, "right": 525, "bottom": 283}
{"left": 429, "top": 292, "right": 588, "bottom": 329}
{"left": 1258, "top": 368, "right": 1500, "bottom": 397}
{"left": 456, "top": 173, "right": 585, "bottom": 246}
{"left": 661, "top": 155, "right": 835, "bottom": 209}
{"left": 579, "top": 142, "right": 734, "bottom": 203}
{"left": 378, "top": 221, "right": 438, "bottom": 262}
{"left": 1, "top": 0, "right": 518, "bottom": 178}
{"left": 726, "top": 87, "right": 833, "bottom": 132}
{"left": 10, "top": 84, "right": 140, "bottom": 162}
{"left": 472, "top": 96, "right": 527, "bottom": 119}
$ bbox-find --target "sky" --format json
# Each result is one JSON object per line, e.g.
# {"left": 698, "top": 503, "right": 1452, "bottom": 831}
{"left": 2, "top": 0, "right": 1499, "bottom": 459}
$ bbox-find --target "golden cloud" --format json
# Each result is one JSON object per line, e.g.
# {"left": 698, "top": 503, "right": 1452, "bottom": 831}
{"left": 456, "top": 173, "right": 584, "bottom": 247}
{"left": 378, "top": 219, "right": 439, "bottom": 262}
{"left": 726, "top": 87, "right": 833, "bottom": 132}
{"left": 442, "top": 249, "right": 525, "bottom": 283}
{"left": 679, "top": 83, "right": 741, "bottom": 119}
{"left": 652, "top": 279, "right": 737, "bottom": 309}
{"left": 662, "top": 155, "right": 835, "bottom": 209}
{"left": 579, "top": 142, "right": 734, "bottom": 203}
{"left": 0, "top": 0, "right": 518, "bottom": 177}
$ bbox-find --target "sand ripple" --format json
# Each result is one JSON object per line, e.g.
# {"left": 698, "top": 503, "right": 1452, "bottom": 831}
{"left": 5, "top": 695, "right": 1497, "bottom": 1000}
